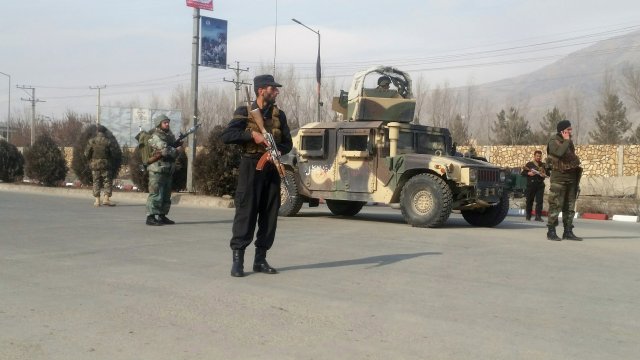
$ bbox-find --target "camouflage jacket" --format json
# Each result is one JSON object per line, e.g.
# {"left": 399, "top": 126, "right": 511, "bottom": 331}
{"left": 546, "top": 133, "right": 580, "bottom": 175}
{"left": 84, "top": 133, "right": 113, "bottom": 171}
{"left": 147, "top": 128, "right": 178, "bottom": 174}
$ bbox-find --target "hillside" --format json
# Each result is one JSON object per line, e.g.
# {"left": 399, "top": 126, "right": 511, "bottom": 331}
{"left": 473, "top": 29, "right": 640, "bottom": 141}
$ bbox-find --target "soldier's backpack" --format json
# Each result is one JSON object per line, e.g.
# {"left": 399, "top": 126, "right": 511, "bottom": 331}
{"left": 135, "top": 130, "right": 153, "bottom": 165}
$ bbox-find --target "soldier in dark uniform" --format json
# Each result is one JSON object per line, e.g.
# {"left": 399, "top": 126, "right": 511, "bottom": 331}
{"left": 546, "top": 120, "right": 582, "bottom": 241}
{"left": 521, "top": 150, "right": 547, "bottom": 221}
{"left": 221, "top": 74, "right": 293, "bottom": 277}
{"left": 85, "top": 126, "right": 116, "bottom": 207}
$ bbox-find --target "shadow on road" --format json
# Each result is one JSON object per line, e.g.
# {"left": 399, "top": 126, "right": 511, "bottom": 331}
{"left": 278, "top": 252, "right": 441, "bottom": 272}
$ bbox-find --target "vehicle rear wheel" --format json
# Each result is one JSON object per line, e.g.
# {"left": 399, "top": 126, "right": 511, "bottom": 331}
{"left": 326, "top": 199, "right": 366, "bottom": 216}
{"left": 461, "top": 192, "right": 510, "bottom": 227}
{"left": 279, "top": 169, "right": 304, "bottom": 217}
{"left": 400, "top": 173, "right": 453, "bottom": 228}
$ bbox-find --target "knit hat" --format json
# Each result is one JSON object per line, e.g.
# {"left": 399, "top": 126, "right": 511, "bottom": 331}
{"left": 557, "top": 120, "right": 571, "bottom": 133}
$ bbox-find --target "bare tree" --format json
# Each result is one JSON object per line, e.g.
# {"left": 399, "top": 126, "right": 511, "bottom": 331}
{"left": 412, "top": 75, "right": 430, "bottom": 124}
{"left": 621, "top": 63, "right": 640, "bottom": 111}
{"left": 428, "top": 82, "right": 459, "bottom": 128}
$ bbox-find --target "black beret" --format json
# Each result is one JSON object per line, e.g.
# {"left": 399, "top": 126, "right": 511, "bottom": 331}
{"left": 557, "top": 120, "right": 571, "bottom": 133}
{"left": 254, "top": 74, "right": 282, "bottom": 89}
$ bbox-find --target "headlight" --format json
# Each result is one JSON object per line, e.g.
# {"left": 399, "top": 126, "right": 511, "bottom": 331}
{"left": 500, "top": 171, "right": 506, "bottom": 182}
{"left": 468, "top": 168, "right": 477, "bottom": 182}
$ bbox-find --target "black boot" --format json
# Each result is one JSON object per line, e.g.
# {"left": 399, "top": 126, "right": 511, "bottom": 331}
{"left": 534, "top": 215, "right": 543, "bottom": 222}
{"left": 253, "top": 248, "right": 278, "bottom": 274}
{"left": 562, "top": 227, "right": 583, "bottom": 241}
{"left": 158, "top": 215, "right": 175, "bottom": 225}
{"left": 547, "top": 226, "right": 561, "bottom": 241}
{"left": 525, "top": 213, "right": 531, "bottom": 221}
{"left": 231, "top": 250, "right": 245, "bottom": 277}
{"left": 146, "top": 215, "right": 163, "bottom": 226}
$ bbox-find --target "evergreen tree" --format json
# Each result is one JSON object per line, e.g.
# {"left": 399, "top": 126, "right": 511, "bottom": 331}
{"left": 490, "top": 107, "right": 533, "bottom": 145}
{"left": 589, "top": 93, "right": 631, "bottom": 144}
{"left": 532, "top": 107, "right": 566, "bottom": 144}
{"left": 24, "top": 133, "right": 68, "bottom": 186}
{"left": 627, "top": 124, "right": 640, "bottom": 144}
{"left": 449, "top": 114, "right": 470, "bottom": 145}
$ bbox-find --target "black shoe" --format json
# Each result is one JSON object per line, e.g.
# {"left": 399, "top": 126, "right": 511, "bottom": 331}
{"left": 535, "top": 216, "right": 544, "bottom": 222}
{"left": 547, "top": 227, "right": 561, "bottom": 241}
{"left": 231, "top": 250, "right": 245, "bottom": 277}
{"left": 562, "top": 230, "right": 583, "bottom": 241}
{"left": 146, "top": 215, "right": 163, "bottom": 226}
{"left": 158, "top": 215, "right": 175, "bottom": 225}
{"left": 525, "top": 215, "right": 531, "bottom": 221}
{"left": 253, "top": 248, "right": 278, "bottom": 274}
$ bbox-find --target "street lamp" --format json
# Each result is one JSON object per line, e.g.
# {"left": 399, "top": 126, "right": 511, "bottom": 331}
{"left": 0, "top": 71, "right": 10, "bottom": 141}
{"left": 292, "top": 18, "right": 321, "bottom": 123}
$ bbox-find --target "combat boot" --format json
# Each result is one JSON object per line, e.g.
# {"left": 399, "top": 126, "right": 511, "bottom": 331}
{"left": 562, "top": 227, "right": 583, "bottom": 241}
{"left": 146, "top": 215, "right": 163, "bottom": 226}
{"left": 534, "top": 215, "right": 544, "bottom": 222}
{"left": 253, "top": 248, "right": 278, "bottom": 274}
{"left": 158, "top": 215, "right": 175, "bottom": 225}
{"left": 547, "top": 226, "right": 561, "bottom": 241}
{"left": 231, "top": 250, "right": 245, "bottom": 277}
{"left": 93, "top": 196, "right": 101, "bottom": 207}
{"left": 103, "top": 194, "right": 115, "bottom": 206}
{"left": 525, "top": 212, "right": 531, "bottom": 221}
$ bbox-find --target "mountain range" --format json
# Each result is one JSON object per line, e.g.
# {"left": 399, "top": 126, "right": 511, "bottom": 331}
{"left": 473, "top": 29, "right": 640, "bottom": 142}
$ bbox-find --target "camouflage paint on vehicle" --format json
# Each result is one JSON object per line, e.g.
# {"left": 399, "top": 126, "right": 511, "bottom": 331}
{"left": 280, "top": 66, "right": 509, "bottom": 228}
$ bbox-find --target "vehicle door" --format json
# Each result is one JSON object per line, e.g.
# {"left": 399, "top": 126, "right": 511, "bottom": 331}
{"left": 295, "top": 128, "right": 336, "bottom": 192}
{"left": 336, "top": 128, "right": 377, "bottom": 193}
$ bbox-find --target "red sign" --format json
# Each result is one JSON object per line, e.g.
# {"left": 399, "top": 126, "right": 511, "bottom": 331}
{"left": 186, "top": 0, "right": 213, "bottom": 11}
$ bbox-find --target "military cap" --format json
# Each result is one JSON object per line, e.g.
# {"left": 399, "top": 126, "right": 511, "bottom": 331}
{"left": 254, "top": 74, "right": 282, "bottom": 89}
{"left": 154, "top": 114, "right": 170, "bottom": 128}
{"left": 557, "top": 120, "right": 571, "bottom": 133}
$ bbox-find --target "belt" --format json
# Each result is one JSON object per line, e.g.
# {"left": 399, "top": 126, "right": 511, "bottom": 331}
{"left": 242, "top": 152, "right": 265, "bottom": 159}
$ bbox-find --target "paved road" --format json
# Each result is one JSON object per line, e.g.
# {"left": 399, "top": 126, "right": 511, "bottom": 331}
{"left": 1, "top": 190, "right": 639, "bottom": 360}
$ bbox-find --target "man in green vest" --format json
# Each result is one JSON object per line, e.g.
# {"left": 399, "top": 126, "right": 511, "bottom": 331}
{"left": 546, "top": 120, "right": 582, "bottom": 241}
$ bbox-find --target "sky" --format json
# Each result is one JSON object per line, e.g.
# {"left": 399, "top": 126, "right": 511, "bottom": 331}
{"left": 1, "top": 0, "right": 640, "bottom": 119}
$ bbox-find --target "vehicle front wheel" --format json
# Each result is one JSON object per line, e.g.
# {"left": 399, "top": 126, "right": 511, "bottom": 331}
{"left": 326, "top": 199, "right": 366, "bottom": 216}
{"left": 279, "top": 169, "right": 303, "bottom": 217}
{"left": 400, "top": 173, "right": 453, "bottom": 228}
{"left": 461, "top": 192, "right": 510, "bottom": 227}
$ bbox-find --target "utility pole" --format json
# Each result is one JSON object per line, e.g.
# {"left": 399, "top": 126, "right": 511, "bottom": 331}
{"left": 223, "top": 61, "right": 251, "bottom": 109}
{"left": 186, "top": 7, "right": 200, "bottom": 193}
{"left": 90, "top": 85, "right": 106, "bottom": 125}
{"left": 17, "top": 85, "right": 44, "bottom": 146}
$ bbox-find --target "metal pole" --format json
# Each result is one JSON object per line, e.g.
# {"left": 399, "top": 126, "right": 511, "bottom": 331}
{"left": 292, "top": 18, "right": 321, "bottom": 122}
{"left": 0, "top": 72, "right": 9, "bottom": 141}
{"left": 30, "top": 88, "right": 35, "bottom": 146}
{"left": 186, "top": 7, "right": 200, "bottom": 193}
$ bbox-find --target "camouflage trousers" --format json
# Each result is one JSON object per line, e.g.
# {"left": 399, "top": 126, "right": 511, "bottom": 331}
{"left": 91, "top": 169, "right": 112, "bottom": 197}
{"left": 146, "top": 171, "right": 172, "bottom": 216}
{"left": 547, "top": 177, "right": 578, "bottom": 228}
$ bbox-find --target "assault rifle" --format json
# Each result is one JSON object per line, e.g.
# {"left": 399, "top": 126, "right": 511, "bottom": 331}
{"left": 523, "top": 165, "right": 547, "bottom": 178}
{"left": 147, "top": 123, "right": 201, "bottom": 165}
{"left": 244, "top": 86, "right": 290, "bottom": 197}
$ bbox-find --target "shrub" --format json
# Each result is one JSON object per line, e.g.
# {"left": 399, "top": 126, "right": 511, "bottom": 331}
{"left": 24, "top": 133, "right": 68, "bottom": 186}
{"left": 71, "top": 125, "right": 122, "bottom": 185}
{"left": 193, "top": 125, "right": 241, "bottom": 196}
{"left": 128, "top": 135, "right": 188, "bottom": 193}
{"left": 0, "top": 139, "right": 25, "bottom": 182}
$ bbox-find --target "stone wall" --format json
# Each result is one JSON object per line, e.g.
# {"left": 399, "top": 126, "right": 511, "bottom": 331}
{"left": 459, "top": 144, "right": 640, "bottom": 177}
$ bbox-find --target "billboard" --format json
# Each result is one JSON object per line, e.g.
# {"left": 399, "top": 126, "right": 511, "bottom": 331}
{"left": 100, "top": 107, "right": 183, "bottom": 146}
{"left": 201, "top": 17, "right": 227, "bottom": 69}
{"left": 186, "top": 0, "right": 213, "bottom": 11}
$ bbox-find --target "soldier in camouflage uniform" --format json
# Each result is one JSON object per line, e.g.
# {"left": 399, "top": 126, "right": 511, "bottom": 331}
{"left": 546, "top": 120, "right": 582, "bottom": 241}
{"left": 84, "top": 126, "right": 116, "bottom": 207}
{"left": 145, "top": 114, "right": 182, "bottom": 226}
{"left": 221, "top": 74, "right": 293, "bottom": 277}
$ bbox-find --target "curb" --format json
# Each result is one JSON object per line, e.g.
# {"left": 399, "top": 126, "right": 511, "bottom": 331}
{"left": 0, "top": 183, "right": 235, "bottom": 209}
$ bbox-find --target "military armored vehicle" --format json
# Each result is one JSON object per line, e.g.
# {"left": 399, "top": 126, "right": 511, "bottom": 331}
{"left": 279, "top": 66, "right": 509, "bottom": 228}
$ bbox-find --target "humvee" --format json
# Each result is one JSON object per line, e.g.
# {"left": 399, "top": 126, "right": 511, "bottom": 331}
{"left": 279, "top": 66, "right": 509, "bottom": 228}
